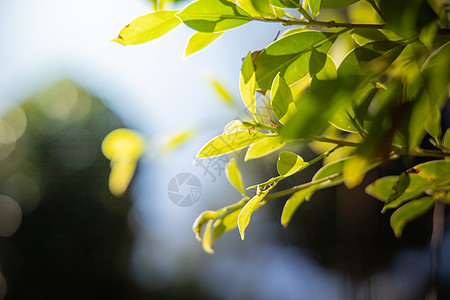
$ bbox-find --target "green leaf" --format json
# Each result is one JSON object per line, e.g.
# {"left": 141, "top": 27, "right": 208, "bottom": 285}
{"left": 329, "top": 111, "right": 359, "bottom": 133}
{"left": 237, "top": 0, "right": 274, "bottom": 17}
{"left": 212, "top": 209, "right": 240, "bottom": 241}
{"left": 281, "top": 78, "right": 349, "bottom": 139}
{"left": 245, "top": 135, "right": 285, "bottom": 161}
{"left": 226, "top": 158, "right": 247, "bottom": 196}
{"left": 424, "top": 106, "right": 441, "bottom": 144}
{"left": 350, "top": 28, "right": 388, "bottom": 45}
{"left": 185, "top": 32, "right": 223, "bottom": 58}
{"left": 254, "top": 31, "right": 336, "bottom": 89}
{"left": 281, "top": 186, "right": 317, "bottom": 227}
{"left": 202, "top": 220, "right": 215, "bottom": 254}
{"left": 238, "top": 188, "right": 272, "bottom": 239}
{"left": 322, "top": 0, "right": 359, "bottom": 8}
{"left": 240, "top": 52, "right": 257, "bottom": 118}
{"left": 311, "top": 156, "right": 348, "bottom": 188}
{"left": 270, "top": 74, "right": 296, "bottom": 124}
{"left": 196, "top": 131, "right": 269, "bottom": 158}
{"left": 113, "top": 11, "right": 181, "bottom": 45}
{"left": 366, "top": 160, "right": 450, "bottom": 211}
{"left": 192, "top": 210, "right": 220, "bottom": 241}
{"left": 343, "top": 155, "right": 372, "bottom": 189}
{"left": 309, "top": 0, "right": 323, "bottom": 17}
{"left": 176, "top": 0, "right": 252, "bottom": 33}
{"left": 270, "top": 0, "right": 299, "bottom": 9}
{"left": 277, "top": 151, "right": 305, "bottom": 176}
{"left": 210, "top": 78, "right": 234, "bottom": 104}
{"left": 390, "top": 196, "right": 435, "bottom": 237}
{"left": 337, "top": 41, "right": 405, "bottom": 86}
{"left": 443, "top": 129, "right": 450, "bottom": 151}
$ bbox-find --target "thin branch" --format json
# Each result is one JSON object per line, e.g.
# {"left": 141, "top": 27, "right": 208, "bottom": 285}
{"left": 254, "top": 17, "right": 385, "bottom": 29}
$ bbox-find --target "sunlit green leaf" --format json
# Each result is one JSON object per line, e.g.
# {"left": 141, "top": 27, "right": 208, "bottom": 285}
{"left": 176, "top": 0, "right": 252, "bottom": 32}
{"left": 202, "top": 220, "right": 215, "bottom": 254}
{"left": 226, "top": 158, "right": 247, "bottom": 196}
{"left": 210, "top": 78, "right": 234, "bottom": 104}
{"left": 270, "top": 0, "right": 299, "bottom": 8}
{"left": 113, "top": 11, "right": 181, "bottom": 45}
{"left": 238, "top": 188, "right": 272, "bottom": 239}
{"left": 309, "top": 0, "right": 323, "bottom": 17}
{"left": 212, "top": 209, "right": 240, "bottom": 240}
{"left": 343, "top": 155, "right": 372, "bottom": 189}
{"left": 424, "top": 106, "right": 441, "bottom": 144}
{"left": 240, "top": 52, "right": 257, "bottom": 118}
{"left": 270, "top": 74, "right": 296, "bottom": 124}
{"left": 245, "top": 135, "right": 285, "bottom": 161}
{"left": 254, "top": 31, "right": 336, "bottom": 89}
{"left": 237, "top": 0, "right": 274, "bottom": 17}
{"left": 390, "top": 196, "right": 435, "bottom": 237}
{"left": 185, "top": 32, "right": 223, "bottom": 58}
{"left": 277, "top": 151, "right": 305, "bottom": 176}
{"left": 329, "top": 111, "right": 359, "bottom": 133}
{"left": 350, "top": 28, "right": 388, "bottom": 45}
{"left": 281, "top": 186, "right": 317, "bottom": 227}
{"left": 366, "top": 160, "right": 450, "bottom": 211}
{"left": 192, "top": 210, "right": 220, "bottom": 241}
{"left": 102, "top": 129, "right": 145, "bottom": 196}
{"left": 196, "top": 131, "right": 269, "bottom": 158}
{"left": 337, "top": 41, "right": 405, "bottom": 86}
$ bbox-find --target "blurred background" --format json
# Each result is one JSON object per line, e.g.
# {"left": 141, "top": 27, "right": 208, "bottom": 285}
{"left": 0, "top": 0, "right": 449, "bottom": 299}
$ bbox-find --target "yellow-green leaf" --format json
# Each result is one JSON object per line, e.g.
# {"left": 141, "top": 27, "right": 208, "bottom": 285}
{"left": 281, "top": 186, "right": 317, "bottom": 227}
{"left": 226, "top": 158, "right": 246, "bottom": 196}
{"left": 277, "top": 151, "right": 305, "bottom": 177}
{"left": 343, "top": 155, "right": 371, "bottom": 189}
{"left": 270, "top": 74, "right": 296, "bottom": 124}
{"left": 238, "top": 189, "right": 271, "bottom": 240}
{"left": 176, "top": 0, "right": 251, "bottom": 33}
{"left": 113, "top": 10, "right": 181, "bottom": 45}
{"left": 210, "top": 78, "right": 234, "bottom": 104}
{"left": 213, "top": 209, "right": 240, "bottom": 241}
{"left": 185, "top": 32, "right": 223, "bottom": 58}
{"left": 245, "top": 135, "right": 285, "bottom": 161}
{"left": 202, "top": 220, "right": 215, "bottom": 254}
{"left": 390, "top": 196, "right": 435, "bottom": 237}
{"left": 240, "top": 52, "right": 257, "bottom": 119}
{"left": 196, "top": 131, "right": 268, "bottom": 158}
{"left": 192, "top": 210, "right": 220, "bottom": 241}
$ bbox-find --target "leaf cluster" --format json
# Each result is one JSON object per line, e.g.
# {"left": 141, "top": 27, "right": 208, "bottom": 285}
{"left": 113, "top": 0, "right": 450, "bottom": 253}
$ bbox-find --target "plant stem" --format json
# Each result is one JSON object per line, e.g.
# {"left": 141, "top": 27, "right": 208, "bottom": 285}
{"left": 263, "top": 172, "right": 342, "bottom": 202}
{"left": 254, "top": 17, "right": 385, "bottom": 29}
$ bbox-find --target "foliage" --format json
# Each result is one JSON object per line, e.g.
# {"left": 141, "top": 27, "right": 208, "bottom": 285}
{"left": 112, "top": 0, "right": 450, "bottom": 253}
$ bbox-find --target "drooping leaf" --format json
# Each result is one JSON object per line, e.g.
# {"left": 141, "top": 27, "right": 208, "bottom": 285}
{"left": 245, "top": 135, "right": 285, "bottom": 161}
{"left": 309, "top": 0, "right": 323, "bottom": 16}
{"left": 365, "top": 176, "right": 398, "bottom": 202}
{"left": 226, "top": 158, "right": 247, "bottom": 196}
{"left": 240, "top": 52, "right": 257, "bottom": 118}
{"left": 202, "top": 220, "right": 215, "bottom": 254}
{"left": 277, "top": 151, "right": 305, "bottom": 176}
{"left": 390, "top": 196, "right": 435, "bottom": 237}
{"left": 270, "top": 74, "right": 296, "bottom": 124}
{"left": 254, "top": 31, "right": 336, "bottom": 89}
{"left": 193, "top": 210, "right": 220, "bottom": 241}
{"left": 238, "top": 188, "right": 272, "bottom": 239}
{"left": 424, "top": 106, "right": 441, "bottom": 145}
{"left": 176, "top": 0, "right": 252, "bottom": 33}
{"left": 196, "top": 131, "right": 269, "bottom": 158}
{"left": 281, "top": 186, "right": 317, "bottom": 227}
{"left": 343, "top": 155, "right": 372, "bottom": 189}
{"left": 443, "top": 129, "right": 450, "bottom": 150}
{"left": 185, "top": 32, "right": 223, "bottom": 58}
{"left": 113, "top": 11, "right": 181, "bottom": 45}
